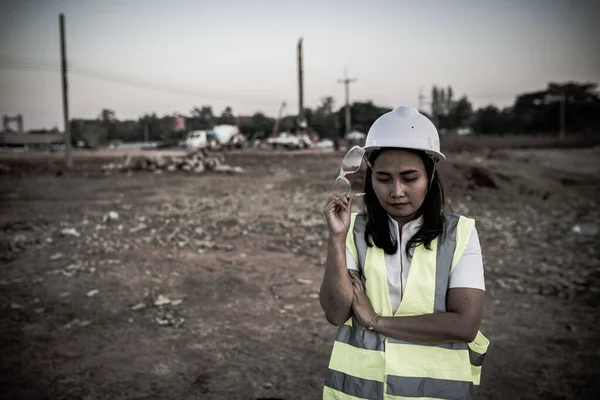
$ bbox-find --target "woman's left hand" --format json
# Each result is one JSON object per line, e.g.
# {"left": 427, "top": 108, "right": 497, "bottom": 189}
{"left": 349, "top": 272, "right": 377, "bottom": 328}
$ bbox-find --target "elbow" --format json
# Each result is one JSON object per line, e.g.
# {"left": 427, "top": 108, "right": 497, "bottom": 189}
{"left": 460, "top": 320, "right": 480, "bottom": 343}
{"left": 324, "top": 311, "right": 348, "bottom": 327}
{"left": 463, "top": 328, "right": 478, "bottom": 343}
{"left": 450, "top": 312, "right": 479, "bottom": 342}
{"left": 324, "top": 313, "right": 340, "bottom": 326}
{"left": 319, "top": 295, "right": 351, "bottom": 326}
{"left": 319, "top": 300, "right": 347, "bottom": 326}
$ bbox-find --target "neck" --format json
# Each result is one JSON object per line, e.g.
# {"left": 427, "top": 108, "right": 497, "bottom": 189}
{"left": 392, "top": 213, "right": 419, "bottom": 230}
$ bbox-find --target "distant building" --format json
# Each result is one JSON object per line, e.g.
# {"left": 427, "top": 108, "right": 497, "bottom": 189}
{"left": 0, "top": 130, "right": 65, "bottom": 149}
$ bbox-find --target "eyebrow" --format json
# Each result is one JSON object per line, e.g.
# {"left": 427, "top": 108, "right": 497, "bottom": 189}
{"left": 374, "top": 169, "right": 420, "bottom": 176}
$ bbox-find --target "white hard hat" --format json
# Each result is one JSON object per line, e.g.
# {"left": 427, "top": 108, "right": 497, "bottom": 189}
{"left": 364, "top": 106, "right": 445, "bottom": 163}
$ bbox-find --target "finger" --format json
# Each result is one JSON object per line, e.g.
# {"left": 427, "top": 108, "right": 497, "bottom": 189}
{"left": 328, "top": 198, "right": 346, "bottom": 213}
{"left": 324, "top": 199, "right": 336, "bottom": 213}
{"left": 325, "top": 194, "right": 342, "bottom": 207}
{"left": 329, "top": 193, "right": 341, "bottom": 201}
{"left": 348, "top": 270, "right": 360, "bottom": 280}
{"left": 349, "top": 272, "right": 360, "bottom": 284}
{"left": 334, "top": 198, "right": 346, "bottom": 207}
{"left": 334, "top": 199, "right": 348, "bottom": 212}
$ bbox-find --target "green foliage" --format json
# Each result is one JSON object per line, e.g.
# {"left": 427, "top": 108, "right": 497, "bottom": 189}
{"left": 218, "top": 106, "right": 236, "bottom": 125}
{"left": 335, "top": 101, "right": 392, "bottom": 137}
{"left": 509, "top": 82, "right": 600, "bottom": 134}
{"left": 310, "top": 97, "right": 338, "bottom": 138}
{"left": 431, "top": 81, "right": 599, "bottom": 135}
{"left": 72, "top": 81, "right": 599, "bottom": 146}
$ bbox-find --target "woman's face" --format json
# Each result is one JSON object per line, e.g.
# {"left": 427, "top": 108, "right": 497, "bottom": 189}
{"left": 370, "top": 149, "right": 429, "bottom": 223}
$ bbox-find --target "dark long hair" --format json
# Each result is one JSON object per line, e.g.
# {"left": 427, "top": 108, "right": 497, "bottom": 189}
{"left": 362, "top": 148, "right": 446, "bottom": 257}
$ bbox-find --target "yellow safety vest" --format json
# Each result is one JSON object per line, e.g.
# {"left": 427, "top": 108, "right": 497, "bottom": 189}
{"left": 323, "top": 211, "right": 490, "bottom": 400}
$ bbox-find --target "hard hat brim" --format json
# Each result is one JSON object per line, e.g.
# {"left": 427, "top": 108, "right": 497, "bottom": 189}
{"left": 362, "top": 145, "right": 446, "bottom": 163}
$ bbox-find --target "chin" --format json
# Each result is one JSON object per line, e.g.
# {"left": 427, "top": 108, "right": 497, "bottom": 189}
{"left": 385, "top": 206, "right": 416, "bottom": 219}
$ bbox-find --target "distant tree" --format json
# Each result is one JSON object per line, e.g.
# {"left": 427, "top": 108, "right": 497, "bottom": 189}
{"left": 77, "top": 80, "right": 598, "bottom": 144}
{"left": 190, "top": 106, "right": 214, "bottom": 129}
{"left": 238, "top": 112, "right": 275, "bottom": 137}
{"left": 99, "top": 108, "right": 116, "bottom": 123}
{"left": 512, "top": 81, "right": 600, "bottom": 134}
{"left": 310, "top": 96, "right": 338, "bottom": 138}
{"left": 446, "top": 96, "right": 473, "bottom": 130}
{"left": 431, "top": 86, "right": 440, "bottom": 120}
{"left": 217, "top": 106, "right": 236, "bottom": 125}
{"left": 138, "top": 113, "right": 163, "bottom": 141}
{"left": 470, "top": 105, "right": 513, "bottom": 134}
{"left": 334, "top": 101, "right": 392, "bottom": 136}
{"left": 279, "top": 115, "right": 297, "bottom": 132}
{"left": 439, "top": 88, "right": 446, "bottom": 115}
{"left": 97, "top": 109, "right": 117, "bottom": 141}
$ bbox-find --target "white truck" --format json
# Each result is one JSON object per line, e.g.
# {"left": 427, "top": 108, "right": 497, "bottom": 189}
{"left": 266, "top": 132, "right": 313, "bottom": 150}
{"left": 210, "top": 125, "right": 246, "bottom": 149}
{"left": 184, "top": 125, "right": 246, "bottom": 151}
{"left": 184, "top": 130, "right": 208, "bottom": 150}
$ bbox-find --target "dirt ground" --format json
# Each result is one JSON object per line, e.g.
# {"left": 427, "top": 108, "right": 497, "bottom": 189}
{"left": 0, "top": 144, "right": 599, "bottom": 400}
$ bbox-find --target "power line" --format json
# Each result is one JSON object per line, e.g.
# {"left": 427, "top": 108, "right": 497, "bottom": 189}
{"left": 1, "top": 58, "right": 528, "bottom": 104}
{"left": 0, "top": 61, "right": 60, "bottom": 72}
{"left": 67, "top": 63, "right": 281, "bottom": 106}
{"left": 1, "top": 57, "right": 560, "bottom": 113}
{"left": 0, "top": 58, "right": 283, "bottom": 108}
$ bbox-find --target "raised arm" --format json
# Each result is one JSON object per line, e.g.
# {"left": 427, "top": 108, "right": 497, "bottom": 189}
{"left": 319, "top": 194, "right": 356, "bottom": 326}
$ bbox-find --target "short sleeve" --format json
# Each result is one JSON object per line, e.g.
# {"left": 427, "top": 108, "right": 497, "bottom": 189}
{"left": 346, "top": 248, "right": 359, "bottom": 271}
{"left": 448, "top": 225, "right": 485, "bottom": 291}
{"left": 345, "top": 214, "right": 359, "bottom": 271}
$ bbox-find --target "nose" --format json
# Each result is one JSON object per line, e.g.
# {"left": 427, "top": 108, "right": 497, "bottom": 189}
{"left": 390, "top": 180, "right": 406, "bottom": 198}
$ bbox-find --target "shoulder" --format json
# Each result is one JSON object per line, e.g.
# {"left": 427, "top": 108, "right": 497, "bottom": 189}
{"left": 442, "top": 210, "right": 476, "bottom": 231}
{"left": 350, "top": 212, "right": 367, "bottom": 231}
{"left": 443, "top": 210, "right": 475, "bottom": 223}
{"left": 442, "top": 210, "right": 477, "bottom": 246}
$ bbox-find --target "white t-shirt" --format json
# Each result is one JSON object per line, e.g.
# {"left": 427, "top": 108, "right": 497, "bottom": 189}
{"left": 346, "top": 215, "right": 485, "bottom": 314}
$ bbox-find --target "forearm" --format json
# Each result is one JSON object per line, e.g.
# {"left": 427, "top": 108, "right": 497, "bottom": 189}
{"left": 319, "top": 235, "right": 353, "bottom": 326}
{"left": 373, "top": 312, "right": 477, "bottom": 345}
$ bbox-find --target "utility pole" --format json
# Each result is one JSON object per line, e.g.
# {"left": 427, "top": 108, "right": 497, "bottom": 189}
{"left": 337, "top": 67, "right": 356, "bottom": 136}
{"left": 59, "top": 13, "right": 72, "bottom": 169}
{"left": 297, "top": 38, "right": 305, "bottom": 131}
{"left": 559, "top": 91, "right": 566, "bottom": 139}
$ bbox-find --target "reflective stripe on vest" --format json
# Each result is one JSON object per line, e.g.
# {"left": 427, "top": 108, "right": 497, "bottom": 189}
{"left": 324, "top": 212, "right": 490, "bottom": 400}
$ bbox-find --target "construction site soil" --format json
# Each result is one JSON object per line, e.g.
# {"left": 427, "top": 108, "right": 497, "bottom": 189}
{"left": 1, "top": 143, "right": 599, "bottom": 400}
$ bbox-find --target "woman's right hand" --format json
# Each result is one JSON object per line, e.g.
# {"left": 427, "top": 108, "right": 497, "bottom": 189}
{"left": 323, "top": 194, "right": 355, "bottom": 237}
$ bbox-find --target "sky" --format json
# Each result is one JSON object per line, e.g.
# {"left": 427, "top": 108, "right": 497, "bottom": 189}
{"left": 0, "top": 0, "right": 598, "bottom": 131}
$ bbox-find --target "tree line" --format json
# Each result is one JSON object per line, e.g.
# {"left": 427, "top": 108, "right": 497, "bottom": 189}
{"left": 71, "top": 81, "right": 599, "bottom": 146}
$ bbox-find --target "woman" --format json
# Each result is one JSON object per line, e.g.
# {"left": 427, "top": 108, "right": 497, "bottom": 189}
{"left": 320, "top": 106, "right": 489, "bottom": 400}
